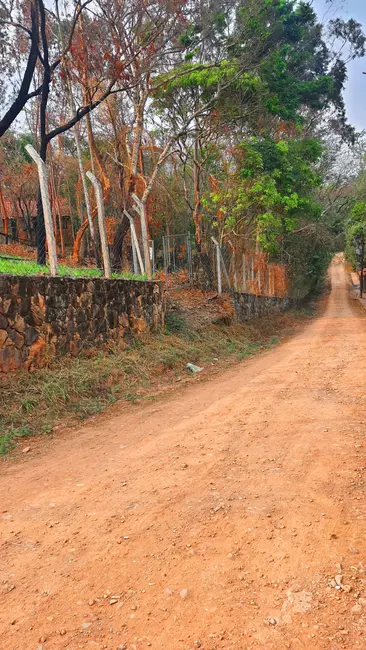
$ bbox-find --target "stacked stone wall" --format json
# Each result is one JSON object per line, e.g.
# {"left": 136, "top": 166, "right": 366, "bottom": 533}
{"left": 0, "top": 275, "right": 164, "bottom": 372}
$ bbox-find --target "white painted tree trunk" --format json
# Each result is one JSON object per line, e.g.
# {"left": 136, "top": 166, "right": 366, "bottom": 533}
{"left": 25, "top": 145, "right": 58, "bottom": 276}
{"left": 211, "top": 237, "right": 222, "bottom": 295}
{"left": 86, "top": 172, "right": 111, "bottom": 279}
{"left": 132, "top": 193, "right": 152, "bottom": 279}
{"left": 74, "top": 123, "right": 95, "bottom": 241}
{"left": 131, "top": 234, "right": 138, "bottom": 274}
{"left": 124, "top": 210, "right": 145, "bottom": 275}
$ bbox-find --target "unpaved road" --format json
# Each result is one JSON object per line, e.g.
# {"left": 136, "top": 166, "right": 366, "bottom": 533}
{"left": 1, "top": 259, "right": 365, "bottom": 650}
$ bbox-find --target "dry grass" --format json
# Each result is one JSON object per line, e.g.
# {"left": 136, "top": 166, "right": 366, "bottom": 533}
{"left": 0, "top": 307, "right": 315, "bottom": 456}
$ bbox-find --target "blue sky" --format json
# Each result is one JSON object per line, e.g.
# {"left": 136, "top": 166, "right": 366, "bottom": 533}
{"left": 313, "top": 0, "right": 366, "bottom": 131}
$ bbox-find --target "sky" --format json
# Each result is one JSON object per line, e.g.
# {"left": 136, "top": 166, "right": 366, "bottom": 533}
{"left": 313, "top": 0, "right": 366, "bottom": 132}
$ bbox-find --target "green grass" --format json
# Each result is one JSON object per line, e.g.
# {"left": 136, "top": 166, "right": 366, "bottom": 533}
{"left": 0, "top": 308, "right": 310, "bottom": 456}
{"left": 164, "top": 312, "right": 187, "bottom": 334}
{"left": 0, "top": 255, "right": 147, "bottom": 281}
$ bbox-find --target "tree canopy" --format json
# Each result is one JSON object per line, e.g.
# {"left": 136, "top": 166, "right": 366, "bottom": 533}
{"left": 0, "top": 0, "right": 365, "bottom": 292}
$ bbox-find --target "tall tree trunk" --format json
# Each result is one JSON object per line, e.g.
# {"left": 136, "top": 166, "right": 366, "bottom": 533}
{"left": 111, "top": 91, "right": 146, "bottom": 272}
{"left": 56, "top": 3, "right": 97, "bottom": 263}
{"left": 49, "top": 146, "right": 65, "bottom": 257}
{"left": 36, "top": 0, "right": 50, "bottom": 265}
{"left": 0, "top": 185, "right": 9, "bottom": 244}
{"left": 193, "top": 134, "right": 202, "bottom": 252}
{"left": 107, "top": 109, "right": 129, "bottom": 271}
{"left": 0, "top": 1, "right": 39, "bottom": 138}
{"left": 111, "top": 216, "right": 130, "bottom": 271}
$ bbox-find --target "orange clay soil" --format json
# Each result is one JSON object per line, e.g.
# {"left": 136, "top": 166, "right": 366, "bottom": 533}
{"left": 0, "top": 258, "right": 365, "bottom": 650}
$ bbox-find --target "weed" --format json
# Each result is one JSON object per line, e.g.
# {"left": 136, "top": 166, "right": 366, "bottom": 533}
{"left": 124, "top": 391, "right": 138, "bottom": 403}
{"left": 71, "top": 397, "right": 104, "bottom": 420}
{"left": 0, "top": 424, "right": 32, "bottom": 456}
{"left": 236, "top": 343, "right": 260, "bottom": 360}
{"left": 165, "top": 312, "right": 186, "bottom": 334}
{"left": 0, "top": 307, "right": 310, "bottom": 455}
{"left": 161, "top": 351, "right": 180, "bottom": 369}
{"left": 266, "top": 336, "right": 280, "bottom": 347}
{"left": 0, "top": 433, "right": 14, "bottom": 456}
{"left": 185, "top": 345, "right": 201, "bottom": 363}
{"left": 21, "top": 397, "right": 38, "bottom": 413}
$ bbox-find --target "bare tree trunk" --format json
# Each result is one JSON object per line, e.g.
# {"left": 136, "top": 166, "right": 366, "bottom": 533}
{"left": 49, "top": 146, "right": 65, "bottom": 257}
{"left": 55, "top": 3, "right": 97, "bottom": 261}
{"left": 0, "top": 185, "right": 9, "bottom": 244}
{"left": 85, "top": 113, "right": 96, "bottom": 174}
{"left": 36, "top": 0, "right": 50, "bottom": 265}
{"left": 110, "top": 91, "right": 147, "bottom": 272}
{"left": 0, "top": 1, "right": 39, "bottom": 137}
{"left": 193, "top": 134, "right": 202, "bottom": 251}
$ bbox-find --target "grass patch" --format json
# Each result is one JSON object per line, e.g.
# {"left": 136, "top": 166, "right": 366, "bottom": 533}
{"left": 165, "top": 312, "right": 187, "bottom": 334}
{"left": 0, "top": 255, "right": 146, "bottom": 281}
{"left": 0, "top": 308, "right": 310, "bottom": 456}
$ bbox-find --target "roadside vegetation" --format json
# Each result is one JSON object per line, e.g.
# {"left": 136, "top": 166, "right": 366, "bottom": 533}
{"left": 0, "top": 0, "right": 364, "bottom": 455}
{"left": 1, "top": 1, "right": 366, "bottom": 290}
{"left": 0, "top": 304, "right": 316, "bottom": 456}
{"left": 0, "top": 254, "right": 146, "bottom": 281}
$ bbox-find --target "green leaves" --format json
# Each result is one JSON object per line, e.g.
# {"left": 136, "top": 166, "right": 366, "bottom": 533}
{"left": 345, "top": 202, "right": 366, "bottom": 265}
{"left": 200, "top": 135, "right": 323, "bottom": 254}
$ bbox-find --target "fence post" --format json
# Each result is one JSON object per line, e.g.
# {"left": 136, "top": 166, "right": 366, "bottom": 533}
{"left": 220, "top": 248, "right": 231, "bottom": 291}
{"left": 187, "top": 232, "right": 193, "bottom": 284}
{"left": 131, "top": 233, "right": 138, "bottom": 274}
{"left": 211, "top": 236, "right": 222, "bottom": 295}
{"left": 162, "top": 235, "right": 169, "bottom": 289}
{"left": 232, "top": 255, "right": 237, "bottom": 289}
{"left": 25, "top": 144, "right": 58, "bottom": 276}
{"left": 124, "top": 209, "right": 144, "bottom": 275}
{"left": 228, "top": 239, "right": 237, "bottom": 289}
{"left": 132, "top": 193, "right": 152, "bottom": 280}
{"left": 86, "top": 171, "right": 111, "bottom": 279}
{"left": 150, "top": 239, "right": 155, "bottom": 274}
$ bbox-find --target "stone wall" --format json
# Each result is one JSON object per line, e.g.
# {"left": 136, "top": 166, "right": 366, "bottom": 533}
{"left": 233, "top": 291, "right": 294, "bottom": 322}
{"left": 0, "top": 275, "right": 164, "bottom": 373}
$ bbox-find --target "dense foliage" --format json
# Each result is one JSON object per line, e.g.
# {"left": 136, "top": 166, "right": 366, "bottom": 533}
{"left": 345, "top": 202, "right": 366, "bottom": 267}
{"left": 0, "top": 0, "right": 365, "bottom": 295}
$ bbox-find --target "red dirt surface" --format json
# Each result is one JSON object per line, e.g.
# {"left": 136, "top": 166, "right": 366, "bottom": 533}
{"left": 167, "top": 287, "right": 234, "bottom": 329}
{"left": 0, "top": 258, "right": 365, "bottom": 650}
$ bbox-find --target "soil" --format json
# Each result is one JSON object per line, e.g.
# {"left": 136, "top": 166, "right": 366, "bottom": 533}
{"left": 167, "top": 288, "right": 235, "bottom": 330}
{"left": 0, "top": 258, "right": 365, "bottom": 650}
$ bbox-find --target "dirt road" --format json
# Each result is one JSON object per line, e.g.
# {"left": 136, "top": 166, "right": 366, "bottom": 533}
{"left": 1, "top": 259, "right": 365, "bottom": 650}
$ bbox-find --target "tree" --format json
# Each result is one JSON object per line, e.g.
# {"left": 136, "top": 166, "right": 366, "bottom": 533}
{"left": 345, "top": 202, "right": 366, "bottom": 293}
{"left": 0, "top": 0, "right": 364, "bottom": 293}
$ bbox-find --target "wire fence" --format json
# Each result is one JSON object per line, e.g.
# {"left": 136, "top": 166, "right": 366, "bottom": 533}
{"left": 221, "top": 246, "right": 288, "bottom": 297}
{"left": 0, "top": 146, "right": 153, "bottom": 280}
{"left": 152, "top": 233, "right": 288, "bottom": 298}
{"left": 160, "top": 233, "right": 193, "bottom": 289}
{"left": 0, "top": 145, "right": 288, "bottom": 295}
{"left": 190, "top": 238, "right": 288, "bottom": 298}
